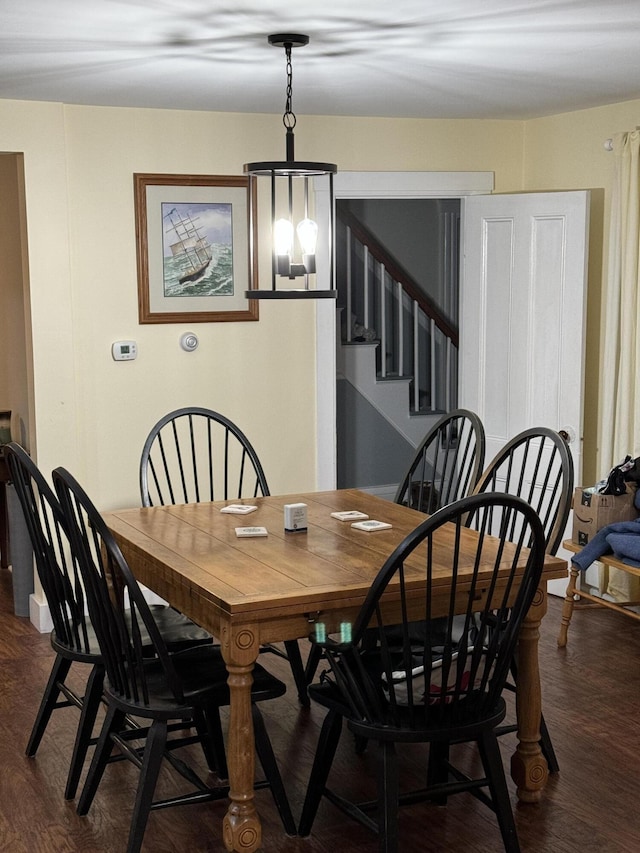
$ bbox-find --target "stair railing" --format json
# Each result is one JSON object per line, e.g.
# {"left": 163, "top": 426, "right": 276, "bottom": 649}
{"left": 338, "top": 206, "right": 459, "bottom": 414}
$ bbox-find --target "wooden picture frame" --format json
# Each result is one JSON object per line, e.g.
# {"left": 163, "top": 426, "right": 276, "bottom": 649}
{"left": 134, "top": 173, "right": 258, "bottom": 324}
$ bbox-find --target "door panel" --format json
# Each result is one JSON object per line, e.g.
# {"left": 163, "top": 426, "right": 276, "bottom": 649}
{"left": 461, "top": 191, "right": 588, "bottom": 473}
{"left": 461, "top": 190, "right": 589, "bottom": 594}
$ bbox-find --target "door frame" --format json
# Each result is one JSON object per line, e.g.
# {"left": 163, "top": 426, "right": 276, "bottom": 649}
{"left": 314, "top": 171, "right": 495, "bottom": 489}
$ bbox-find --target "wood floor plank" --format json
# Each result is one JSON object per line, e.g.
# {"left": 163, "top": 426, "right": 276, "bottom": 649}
{"left": 1, "top": 568, "right": 638, "bottom": 852}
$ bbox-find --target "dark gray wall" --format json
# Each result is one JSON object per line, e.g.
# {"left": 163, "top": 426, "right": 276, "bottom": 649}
{"left": 337, "top": 378, "right": 414, "bottom": 490}
{"left": 336, "top": 197, "right": 460, "bottom": 490}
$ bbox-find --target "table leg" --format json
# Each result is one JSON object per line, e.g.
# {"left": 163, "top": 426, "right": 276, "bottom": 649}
{"left": 220, "top": 624, "right": 262, "bottom": 853}
{"left": 510, "top": 584, "right": 548, "bottom": 803}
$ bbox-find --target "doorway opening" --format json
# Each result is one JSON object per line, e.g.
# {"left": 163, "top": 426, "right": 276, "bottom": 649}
{"left": 313, "top": 170, "right": 495, "bottom": 493}
{"left": 335, "top": 196, "right": 461, "bottom": 494}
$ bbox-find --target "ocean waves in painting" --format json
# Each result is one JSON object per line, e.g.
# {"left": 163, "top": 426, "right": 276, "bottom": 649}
{"left": 163, "top": 244, "right": 234, "bottom": 298}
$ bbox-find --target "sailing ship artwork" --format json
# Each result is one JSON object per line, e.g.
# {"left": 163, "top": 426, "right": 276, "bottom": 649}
{"left": 162, "top": 202, "right": 234, "bottom": 297}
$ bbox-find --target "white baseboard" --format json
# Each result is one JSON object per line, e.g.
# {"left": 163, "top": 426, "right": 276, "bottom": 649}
{"left": 547, "top": 577, "right": 569, "bottom": 598}
{"left": 29, "top": 593, "right": 53, "bottom": 634}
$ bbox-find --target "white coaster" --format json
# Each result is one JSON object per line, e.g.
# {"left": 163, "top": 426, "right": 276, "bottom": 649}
{"left": 331, "top": 510, "right": 370, "bottom": 522}
{"left": 235, "top": 526, "right": 268, "bottom": 538}
{"left": 351, "top": 520, "right": 393, "bottom": 532}
{"left": 221, "top": 504, "right": 258, "bottom": 514}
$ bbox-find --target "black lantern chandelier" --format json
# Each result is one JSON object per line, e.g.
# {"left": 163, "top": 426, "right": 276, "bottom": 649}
{"left": 244, "top": 34, "right": 337, "bottom": 299}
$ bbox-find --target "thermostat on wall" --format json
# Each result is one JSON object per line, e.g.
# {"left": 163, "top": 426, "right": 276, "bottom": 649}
{"left": 111, "top": 340, "right": 138, "bottom": 361}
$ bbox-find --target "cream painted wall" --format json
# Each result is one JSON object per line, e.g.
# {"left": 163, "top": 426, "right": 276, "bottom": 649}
{"left": 2, "top": 100, "right": 525, "bottom": 516}
{"left": 1, "top": 93, "right": 629, "bottom": 512}
{"left": 62, "top": 106, "right": 318, "bottom": 506}
{"left": 0, "top": 102, "right": 76, "bottom": 467}
{"left": 524, "top": 101, "right": 640, "bottom": 484}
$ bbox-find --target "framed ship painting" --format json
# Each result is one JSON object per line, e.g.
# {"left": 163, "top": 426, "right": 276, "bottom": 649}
{"left": 134, "top": 173, "right": 258, "bottom": 323}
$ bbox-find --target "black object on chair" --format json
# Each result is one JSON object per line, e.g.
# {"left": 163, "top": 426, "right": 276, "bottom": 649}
{"left": 304, "top": 408, "right": 486, "bottom": 688}
{"left": 4, "top": 442, "right": 212, "bottom": 801}
{"left": 53, "top": 465, "right": 295, "bottom": 853}
{"left": 472, "top": 426, "right": 574, "bottom": 773}
{"left": 139, "top": 406, "right": 310, "bottom": 706}
{"left": 394, "top": 408, "right": 486, "bottom": 513}
{"left": 299, "top": 492, "right": 546, "bottom": 853}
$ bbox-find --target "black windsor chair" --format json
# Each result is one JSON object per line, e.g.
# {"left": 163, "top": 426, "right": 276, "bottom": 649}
{"left": 471, "top": 426, "right": 574, "bottom": 773}
{"left": 139, "top": 406, "right": 310, "bottom": 706}
{"left": 53, "top": 465, "right": 295, "bottom": 853}
{"left": 4, "top": 442, "right": 212, "bottom": 801}
{"left": 472, "top": 426, "right": 574, "bottom": 556}
{"left": 304, "top": 408, "right": 486, "bottom": 688}
{"left": 394, "top": 408, "right": 486, "bottom": 513}
{"left": 298, "top": 492, "right": 546, "bottom": 853}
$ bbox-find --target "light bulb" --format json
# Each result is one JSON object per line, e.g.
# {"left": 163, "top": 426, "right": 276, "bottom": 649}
{"left": 274, "top": 218, "right": 294, "bottom": 255}
{"left": 296, "top": 218, "right": 318, "bottom": 255}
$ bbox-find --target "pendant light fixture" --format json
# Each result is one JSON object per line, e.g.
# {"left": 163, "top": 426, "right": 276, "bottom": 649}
{"left": 244, "top": 34, "right": 337, "bottom": 299}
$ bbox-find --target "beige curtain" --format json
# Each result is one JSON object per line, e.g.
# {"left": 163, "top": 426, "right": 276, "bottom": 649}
{"left": 598, "top": 130, "right": 640, "bottom": 601}
{"left": 599, "top": 130, "right": 640, "bottom": 467}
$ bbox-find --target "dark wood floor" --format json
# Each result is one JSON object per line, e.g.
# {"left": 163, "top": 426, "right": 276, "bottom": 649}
{"left": 1, "top": 568, "right": 639, "bottom": 853}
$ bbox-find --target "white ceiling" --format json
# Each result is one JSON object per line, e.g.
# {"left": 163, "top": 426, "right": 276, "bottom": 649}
{"left": 3, "top": 0, "right": 640, "bottom": 121}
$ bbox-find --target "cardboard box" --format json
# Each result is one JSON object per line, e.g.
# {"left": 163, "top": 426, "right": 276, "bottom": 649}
{"left": 571, "top": 485, "right": 639, "bottom": 546}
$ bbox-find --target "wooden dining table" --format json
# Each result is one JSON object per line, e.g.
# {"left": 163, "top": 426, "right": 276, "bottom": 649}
{"left": 103, "top": 488, "right": 567, "bottom": 853}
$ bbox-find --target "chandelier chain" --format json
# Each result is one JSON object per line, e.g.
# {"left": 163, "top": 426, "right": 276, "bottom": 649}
{"left": 283, "top": 44, "right": 296, "bottom": 131}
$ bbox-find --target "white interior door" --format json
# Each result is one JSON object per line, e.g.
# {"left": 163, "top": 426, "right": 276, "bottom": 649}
{"left": 460, "top": 190, "right": 589, "bottom": 594}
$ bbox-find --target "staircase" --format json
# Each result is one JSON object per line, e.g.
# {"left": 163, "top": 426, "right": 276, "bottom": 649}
{"left": 338, "top": 340, "right": 436, "bottom": 447}
{"left": 336, "top": 204, "right": 460, "bottom": 448}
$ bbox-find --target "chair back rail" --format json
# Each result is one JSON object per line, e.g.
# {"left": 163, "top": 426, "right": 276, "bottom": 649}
{"left": 394, "top": 409, "right": 486, "bottom": 514}
{"left": 139, "top": 407, "right": 269, "bottom": 508}
{"left": 54, "top": 466, "right": 186, "bottom": 710}
{"left": 472, "top": 427, "right": 574, "bottom": 555}
{"left": 4, "top": 443, "right": 92, "bottom": 654}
